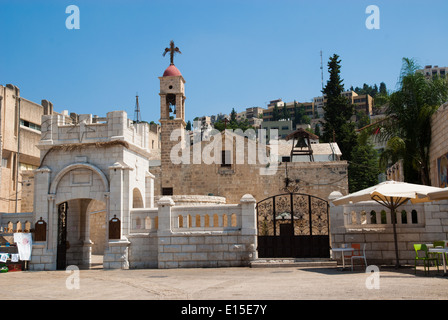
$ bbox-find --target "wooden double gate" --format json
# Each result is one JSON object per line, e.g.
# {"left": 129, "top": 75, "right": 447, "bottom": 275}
{"left": 256, "top": 193, "right": 330, "bottom": 258}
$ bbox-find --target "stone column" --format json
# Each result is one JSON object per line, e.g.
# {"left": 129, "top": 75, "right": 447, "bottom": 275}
{"left": 33, "top": 167, "right": 51, "bottom": 222}
{"left": 157, "top": 196, "right": 175, "bottom": 269}
{"left": 108, "top": 162, "right": 124, "bottom": 238}
{"left": 157, "top": 196, "right": 174, "bottom": 234}
{"left": 104, "top": 164, "right": 131, "bottom": 269}
{"left": 145, "top": 171, "right": 155, "bottom": 208}
{"left": 47, "top": 194, "right": 56, "bottom": 251}
{"left": 239, "top": 194, "right": 257, "bottom": 261}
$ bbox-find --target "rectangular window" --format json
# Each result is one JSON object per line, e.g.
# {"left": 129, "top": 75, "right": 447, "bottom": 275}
{"left": 162, "top": 187, "right": 173, "bottom": 196}
{"left": 221, "top": 150, "right": 231, "bottom": 167}
{"left": 20, "top": 119, "right": 41, "bottom": 131}
{"left": 19, "top": 163, "right": 38, "bottom": 171}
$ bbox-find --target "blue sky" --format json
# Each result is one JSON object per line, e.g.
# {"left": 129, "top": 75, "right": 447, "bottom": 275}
{"left": 1, "top": 0, "right": 447, "bottom": 123}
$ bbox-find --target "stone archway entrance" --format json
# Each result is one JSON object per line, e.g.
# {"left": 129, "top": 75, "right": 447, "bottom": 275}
{"left": 256, "top": 193, "right": 330, "bottom": 258}
{"left": 55, "top": 198, "right": 106, "bottom": 270}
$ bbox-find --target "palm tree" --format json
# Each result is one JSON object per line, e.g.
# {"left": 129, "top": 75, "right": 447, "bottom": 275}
{"left": 378, "top": 58, "right": 448, "bottom": 185}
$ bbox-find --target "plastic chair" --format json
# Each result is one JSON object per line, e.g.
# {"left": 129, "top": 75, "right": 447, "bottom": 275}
{"left": 414, "top": 244, "right": 439, "bottom": 275}
{"left": 351, "top": 243, "right": 367, "bottom": 271}
{"left": 432, "top": 241, "right": 446, "bottom": 265}
{"left": 340, "top": 243, "right": 360, "bottom": 267}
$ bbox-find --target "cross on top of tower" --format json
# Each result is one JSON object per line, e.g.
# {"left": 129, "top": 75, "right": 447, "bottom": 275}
{"left": 163, "top": 40, "right": 182, "bottom": 65}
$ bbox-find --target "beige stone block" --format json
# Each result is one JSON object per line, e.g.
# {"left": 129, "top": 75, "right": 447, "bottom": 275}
{"left": 181, "top": 244, "right": 196, "bottom": 252}
{"left": 162, "top": 244, "right": 181, "bottom": 253}
{"left": 173, "top": 252, "right": 191, "bottom": 261}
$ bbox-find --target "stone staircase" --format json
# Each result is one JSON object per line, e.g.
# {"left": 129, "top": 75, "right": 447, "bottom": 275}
{"left": 250, "top": 258, "right": 337, "bottom": 268}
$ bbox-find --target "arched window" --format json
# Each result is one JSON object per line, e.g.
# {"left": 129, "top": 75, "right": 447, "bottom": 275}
{"left": 380, "top": 210, "right": 387, "bottom": 224}
{"left": 222, "top": 214, "right": 228, "bottom": 227}
{"left": 132, "top": 188, "right": 144, "bottom": 208}
{"left": 231, "top": 213, "right": 237, "bottom": 227}
{"left": 360, "top": 210, "right": 367, "bottom": 224}
{"left": 370, "top": 210, "right": 377, "bottom": 224}
{"left": 401, "top": 210, "right": 407, "bottom": 224}
{"left": 213, "top": 214, "right": 219, "bottom": 227}
{"left": 411, "top": 210, "right": 418, "bottom": 224}
{"left": 204, "top": 215, "right": 210, "bottom": 227}
{"left": 135, "top": 217, "right": 142, "bottom": 229}
{"left": 145, "top": 217, "right": 151, "bottom": 229}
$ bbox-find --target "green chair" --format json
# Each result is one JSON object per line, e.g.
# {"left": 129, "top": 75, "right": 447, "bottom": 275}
{"left": 414, "top": 244, "right": 439, "bottom": 275}
{"left": 432, "top": 241, "right": 446, "bottom": 265}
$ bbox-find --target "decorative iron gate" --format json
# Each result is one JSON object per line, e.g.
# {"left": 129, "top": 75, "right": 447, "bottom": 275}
{"left": 56, "top": 202, "right": 68, "bottom": 270}
{"left": 257, "top": 193, "right": 330, "bottom": 258}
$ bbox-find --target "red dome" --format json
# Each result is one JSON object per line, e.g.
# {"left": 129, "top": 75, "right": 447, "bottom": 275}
{"left": 163, "top": 64, "right": 182, "bottom": 77}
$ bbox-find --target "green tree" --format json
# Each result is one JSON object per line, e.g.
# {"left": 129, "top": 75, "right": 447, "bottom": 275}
{"left": 230, "top": 108, "right": 237, "bottom": 123}
{"left": 293, "top": 102, "right": 305, "bottom": 126}
{"left": 378, "top": 57, "right": 448, "bottom": 185}
{"left": 356, "top": 111, "right": 370, "bottom": 129}
{"left": 348, "top": 131, "right": 380, "bottom": 193}
{"left": 281, "top": 103, "right": 290, "bottom": 120}
{"left": 321, "top": 54, "right": 357, "bottom": 162}
{"left": 186, "top": 120, "right": 192, "bottom": 131}
{"left": 272, "top": 105, "right": 281, "bottom": 121}
{"left": 379, "top": 82, "right": 387, "bottom": 95}
{"left": 314, "top": 124, "right": 321, "bottom": 139}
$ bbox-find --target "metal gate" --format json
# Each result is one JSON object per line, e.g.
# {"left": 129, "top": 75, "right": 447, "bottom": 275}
{"left": 56, "top": 202, "right": 68, "bottom": 270}
{"left": 256, "top": 193, "right": 330, "bottom": 258}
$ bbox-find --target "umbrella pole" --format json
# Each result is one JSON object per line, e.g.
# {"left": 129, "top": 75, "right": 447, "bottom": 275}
{"left": 373, "top": 195, "right": 408, "bottom": 269}
{"left": 391, "top": 207, "right": 400, "bottom": 268}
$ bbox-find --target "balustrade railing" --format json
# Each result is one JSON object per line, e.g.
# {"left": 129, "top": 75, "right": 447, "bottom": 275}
{"left": 343, "top": 202, "right": 424, "bottom": 228}
{"left": 171, "top": 205, "right": 241, "bottom": 231}
{"left": 130, "top": 208, "right": 158, "bottom": 232}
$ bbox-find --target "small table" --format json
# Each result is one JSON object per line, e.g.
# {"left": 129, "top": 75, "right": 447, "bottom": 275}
{"left": 332, "top": 247, "right": 354, "bottom": 269}
{"left": 428, "top": 248, "right": 448, "bottom": 276}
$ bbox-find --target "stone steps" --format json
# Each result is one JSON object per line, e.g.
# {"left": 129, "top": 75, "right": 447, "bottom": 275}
{"left": 250, "top": 258, "right": 337, "bottom": 268}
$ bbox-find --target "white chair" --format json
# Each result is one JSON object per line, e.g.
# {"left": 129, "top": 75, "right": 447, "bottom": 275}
{"left": 351, "top": 243, "right": 367, "bottom": 271}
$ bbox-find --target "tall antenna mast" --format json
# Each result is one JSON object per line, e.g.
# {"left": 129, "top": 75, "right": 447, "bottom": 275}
{"left": 134, "top": 93, "right": 141, "bottom": 123}
{"left": 320, "top": 50, "right": 324, "bottom": 90}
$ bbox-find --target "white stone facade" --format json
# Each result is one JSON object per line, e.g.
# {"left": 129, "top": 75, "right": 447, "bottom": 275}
{"left": 25, "top": 109, "right": 258, "bottom": 270}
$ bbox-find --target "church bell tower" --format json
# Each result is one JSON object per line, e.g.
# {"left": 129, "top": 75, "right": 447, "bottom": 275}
{"left": 159, "top": 41, "right": 186, "bottom": 195}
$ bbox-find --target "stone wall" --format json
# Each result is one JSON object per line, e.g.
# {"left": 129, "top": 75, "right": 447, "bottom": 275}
{"left": 152, "top": 195, "right": 257, "bottom": 268}
{"left": 157, "top": 131, "right": 348, "bottom": 204}
{"left": 330, "top": 194, "right": 448, "bottom": 266}
{"left": 429, "top": 103, "right": 448, "bottom": 187}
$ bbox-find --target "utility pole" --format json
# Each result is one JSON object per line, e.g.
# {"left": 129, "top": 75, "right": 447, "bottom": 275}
{"left": 320, "top": 50, "right": 324, "bottom": 91}
{"left": 134, "top": 93, "right": 141, "bottom": 123}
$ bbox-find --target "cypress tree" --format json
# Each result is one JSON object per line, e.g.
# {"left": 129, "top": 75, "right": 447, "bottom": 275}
{"left": 321, "top": 54, "right": 357, "bottom": 162}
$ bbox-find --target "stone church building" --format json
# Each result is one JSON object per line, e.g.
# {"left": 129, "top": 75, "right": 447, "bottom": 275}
{"left": 26, "top": 53, "right": 349, "bottom": 270}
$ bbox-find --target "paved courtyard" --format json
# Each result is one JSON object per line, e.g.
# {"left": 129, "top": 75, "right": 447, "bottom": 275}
{"left": 2, "top": 265, "right": 447, "bottom": 301}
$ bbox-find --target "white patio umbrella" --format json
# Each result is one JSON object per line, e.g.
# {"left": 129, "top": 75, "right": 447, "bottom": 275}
{"left": 332, "top": 180, "right": 444, "bottom": 268}
{"left": 428, "top": 188, "right": 448, "bottom": 201}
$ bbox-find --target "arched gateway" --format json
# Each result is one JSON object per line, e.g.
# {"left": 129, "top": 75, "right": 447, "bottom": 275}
{"left": 256, "top": 193, "right": 330, "bottom": 258}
